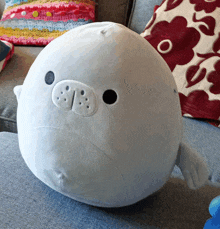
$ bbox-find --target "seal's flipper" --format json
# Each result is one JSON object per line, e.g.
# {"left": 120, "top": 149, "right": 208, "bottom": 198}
{"left": 176, "top": 142, "right": 209, "bottom": 190}
{"left": 13, "top": 85, "right": 22, "bottom": 101}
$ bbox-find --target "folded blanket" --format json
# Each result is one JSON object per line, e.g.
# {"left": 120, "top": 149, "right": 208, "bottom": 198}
{"left": 0, "top": 40, "right": 14, "bottom": 73}
{"left": 0, "top": 0, "right": 96, "bottom": 46}
{"left": 141, "top": 0, "right": 220, "bottom": 128}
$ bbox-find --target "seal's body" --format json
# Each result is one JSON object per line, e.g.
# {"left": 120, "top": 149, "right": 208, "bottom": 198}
{"left": 14, "top": 22, "right": 208, "bottom": 207}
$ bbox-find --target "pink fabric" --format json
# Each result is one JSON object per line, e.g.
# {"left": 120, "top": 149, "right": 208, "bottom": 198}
{"left": 0, "top": 35, "right": 53, "bottom": 46}
{"left": 141, "top": 0, "right": 220, "bottom": 128}
{"left": 2, "top": 3, "right": 95, "bottom": 22}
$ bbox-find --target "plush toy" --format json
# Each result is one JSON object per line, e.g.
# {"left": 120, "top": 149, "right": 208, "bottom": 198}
{"left": 14, "top": 22, "right": 209, "bottom": 207}
{"left": 204, "top": 196, "right": 220, "bottom": 229}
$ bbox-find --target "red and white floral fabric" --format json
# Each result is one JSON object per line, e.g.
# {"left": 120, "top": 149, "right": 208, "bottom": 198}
{"left": 141, "top": 0, "right": 220, "bottom": 128}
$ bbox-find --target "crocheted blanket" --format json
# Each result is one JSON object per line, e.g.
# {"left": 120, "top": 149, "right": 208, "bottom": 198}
{"left": 0, "top": 0, "right": 96, "bottom": 46}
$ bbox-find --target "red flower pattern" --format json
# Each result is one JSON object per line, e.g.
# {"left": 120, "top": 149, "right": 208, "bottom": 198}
{"left": 179, "top": 91, "right": 220, "bottom": 120}
{"left": 207, "top": 60, "right": 220, "bottom": 94}
{"left": 141, "top": 0, "right": 220, "bottom": 128}
{"left": 190, "top": 0, "right": 220, "bottom": 13}
{"left": 144, "top": 16, "right": 200, "bottom": 71}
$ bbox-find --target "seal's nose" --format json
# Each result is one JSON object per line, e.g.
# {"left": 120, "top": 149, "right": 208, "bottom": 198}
{"left": 52, "top": 80, "right": 97, "bottom": 116}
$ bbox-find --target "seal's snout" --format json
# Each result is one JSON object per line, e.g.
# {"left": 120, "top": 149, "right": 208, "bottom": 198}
{"left": 52, "top": 80, "right": 97, "bottom": 116}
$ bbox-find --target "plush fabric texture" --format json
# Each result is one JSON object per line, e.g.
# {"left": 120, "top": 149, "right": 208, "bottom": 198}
{"left": 13, "top": 22, "right": 209, "bottom": 207}
{"left": 0, "top": 39, "right": 14, "bottom": 73}
{"left": 141, "top": 0, "right": 220, "bottom": 128}
{"left": 0, "top": 129, "right": 220, "bottom": 229}
{"left": 0, "top": 0, "right": 96, "bottom": 46}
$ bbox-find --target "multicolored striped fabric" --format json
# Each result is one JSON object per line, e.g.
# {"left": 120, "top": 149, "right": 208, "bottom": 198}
{"left": 0, "top": 40, "right": 14, "bottom": 73}
{"left": 0, "top": 0, "right": 96, "bottom": 46}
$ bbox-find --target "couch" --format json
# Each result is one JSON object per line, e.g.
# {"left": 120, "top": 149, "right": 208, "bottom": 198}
{"left": 1, "top": 0, "right": 220, "bottom": 228}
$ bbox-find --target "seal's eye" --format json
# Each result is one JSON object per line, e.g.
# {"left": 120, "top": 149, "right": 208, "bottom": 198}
{"left": 102, "top": 89, "right": 118, "bottom": 105}
{"left": 45, "top": 71, "right": 55, "bottom": 85}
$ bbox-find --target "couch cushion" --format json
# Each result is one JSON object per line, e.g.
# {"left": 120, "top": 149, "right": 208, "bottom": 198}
{"left": 127, "top": 0, "right": 163, "bottom": 34}
{"left": 0, "top": 46, "right": 43, "bottom": 133}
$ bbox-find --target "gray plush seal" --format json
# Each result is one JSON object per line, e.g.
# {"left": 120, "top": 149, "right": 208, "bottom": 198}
{"left": 14, "top": 22, "right": 209, "bottom": 207}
